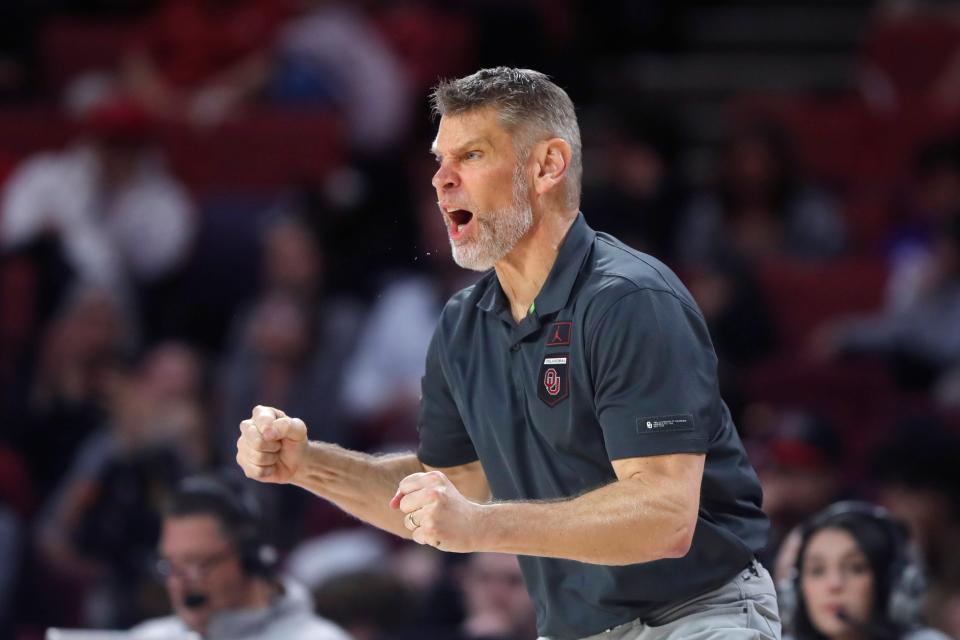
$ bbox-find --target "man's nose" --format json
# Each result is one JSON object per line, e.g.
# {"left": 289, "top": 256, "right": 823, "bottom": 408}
{"left": 432, "top": 163, "right": 459, "bottom": 192}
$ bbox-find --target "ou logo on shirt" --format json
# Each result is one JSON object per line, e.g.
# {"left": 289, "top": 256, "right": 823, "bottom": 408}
{"left": 544, "top": 368, "right": 561, "bottom": 396}
{"left": 538, "top": 354, "right": 569, "bottom": 407}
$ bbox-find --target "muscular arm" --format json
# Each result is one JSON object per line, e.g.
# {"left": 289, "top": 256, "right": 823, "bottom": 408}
{"left": 482, "top": 453, "right": 703, "bottom": 564}
{"left": 236, "top": 404, "right": 492, "bottom": 541}
{"left": 294, "top": 443, "right": 489, "bottom": 539}
{"left": 398, "top": 453, "right": 703, "bottom": 565}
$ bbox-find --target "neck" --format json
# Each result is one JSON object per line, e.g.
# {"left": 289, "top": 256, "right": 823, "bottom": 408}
{"left": 494, "top": 207, "right": 577, "bottom": 322}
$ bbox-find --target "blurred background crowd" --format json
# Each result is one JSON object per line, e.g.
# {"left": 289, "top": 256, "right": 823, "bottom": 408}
{"left": 2, "top": 0, "right": 960, "bottom": 638}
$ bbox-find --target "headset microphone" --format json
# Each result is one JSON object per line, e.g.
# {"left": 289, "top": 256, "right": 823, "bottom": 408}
{"left": 183, "top": 593, "right": 210, "bottom": 609}
{"left": 836, "top": 608, "right": 896, "bottom": 640}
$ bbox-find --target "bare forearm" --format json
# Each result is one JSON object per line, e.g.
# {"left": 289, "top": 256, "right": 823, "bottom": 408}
{"left": 293, "top": 442, "right": 424, "bottom": 539}
{"left": 477, "top": 479, "right": 696, "bottom": 565}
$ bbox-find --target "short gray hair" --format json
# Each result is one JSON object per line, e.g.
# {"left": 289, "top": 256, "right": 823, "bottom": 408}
{"left": 430, "top": 67, "right": 582, "bottom": 209}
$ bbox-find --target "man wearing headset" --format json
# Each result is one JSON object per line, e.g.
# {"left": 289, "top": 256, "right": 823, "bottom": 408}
{"left": 779, "top": 501, "right": 952, "bottom": 640}
{"left": 129, "top": 475, "right": 348, "bottom": 640}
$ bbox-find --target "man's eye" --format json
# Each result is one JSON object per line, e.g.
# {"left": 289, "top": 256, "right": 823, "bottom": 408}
{"left": 464, "top": 151, "right": 481, "bottom": 160}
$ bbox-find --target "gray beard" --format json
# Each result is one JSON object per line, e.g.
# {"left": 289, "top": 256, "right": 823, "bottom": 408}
{"left": 450, "top": 169, "right": 533, "bottom": 272}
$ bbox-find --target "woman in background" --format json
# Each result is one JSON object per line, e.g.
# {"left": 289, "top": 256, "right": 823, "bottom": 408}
{"left": 782, "top": 501, "right": 952, "bottom": 640}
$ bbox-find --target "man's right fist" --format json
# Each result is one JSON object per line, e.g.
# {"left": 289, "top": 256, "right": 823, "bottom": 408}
{"left": 236, "top": 405, "right": 308, "bottom": 484}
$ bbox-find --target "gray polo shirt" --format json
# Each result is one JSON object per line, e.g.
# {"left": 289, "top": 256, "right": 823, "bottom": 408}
{"left": 418, "top": 214, "right": 768, "bottom": 639}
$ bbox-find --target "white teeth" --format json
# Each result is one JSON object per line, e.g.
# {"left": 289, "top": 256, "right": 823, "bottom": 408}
{"left": 457, "top": 224, "right": 465, "bottom": 232}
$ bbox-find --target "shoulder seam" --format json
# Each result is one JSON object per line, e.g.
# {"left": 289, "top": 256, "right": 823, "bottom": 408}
{"left": 595, "top": 235, "right": 681, "bottom": 293}
{"left": 591, "top": 272, "right": 701, "bottom": 316}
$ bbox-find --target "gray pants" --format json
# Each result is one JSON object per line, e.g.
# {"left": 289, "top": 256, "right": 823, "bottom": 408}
{"left": 541, "top": 559, "right": 781, "bottom": 640}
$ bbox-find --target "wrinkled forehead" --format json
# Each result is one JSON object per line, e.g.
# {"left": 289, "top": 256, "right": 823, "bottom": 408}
{"left": 431, "top": 107, "right": 519, "bottom": 157}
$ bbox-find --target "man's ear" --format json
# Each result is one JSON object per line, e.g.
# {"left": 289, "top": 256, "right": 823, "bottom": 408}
{"left": 532, "top": 138, "right": 572, "bottom": 197}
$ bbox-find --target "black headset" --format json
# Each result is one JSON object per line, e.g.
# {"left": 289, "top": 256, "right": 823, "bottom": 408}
{"left": 777, "top": 501, "right": 927, "bottom": 633}
{"left": 174, "top": 474, "right": 279, "bottom": 578}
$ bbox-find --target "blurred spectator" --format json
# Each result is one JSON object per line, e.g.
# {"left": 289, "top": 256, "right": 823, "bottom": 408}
{"left": 301, "top": 531, "right": 431, "bottom": 640}
{"left": 871, "top": 425, "right": 960, "bottom": 636}
{"left": 260, "top": 214, "right": 327, "bottom": 304}
{"left": 8, "top": 283, "right": 132, "bottom": 501}
{"left": 218, "top": 290, "right": 356, "bottom": 452}
{"left": 120, "top": 0, "right": 293, "bottom": 126}
{"left": 217, "top": 290, "right": 360, "bottom": 547}
{"left": 340, "top": 184, "right": 477, "bottom": 447}
{"left": 34, "top": 341, "right": 210, "bottom": 627}
{"left": 580, "top": 105, "right": 686, "bottom": 259}
{"left": 870, "top": 425, "right": 960, "bottom": 592}
{"left": 0, "top": 97, "right": 195, "bottom": 308}
{"left": 454, "top": 553, "right": 537, "bottom": 640}
{"left": 744, "top": 406, "right": 847, "bottom": 568}
{"left": 313, "top": 569, "right": 419, "bottom": 640}
{"left": 269, "top": 0, "right": 412, "bottom": 152}
{"left": 677, "top": 122, "right": 846, "bottom": 264}
{"left": 295, "top": 155, "right": 420, "bottom": 297}
{"left": 780, "top": 501, "right": 949, "bottom": 640}
{"left": 887, "top": 138, "right": 960, "bottom": 314}
{"left": 216, "top": 216, "right": 363, "bottom": 460}
{"left": 815, "top": 210, "right": 960, "bottom": 394}
{"left": 390, "top": 544, "right": 464, "bottom": 636}
{"left": 311, "top": 549, "right": 535, "bottom": 640}
{"left": 285, "top": 528, "right": 390, "bottom": 592}
{"left": 684, "top": 256, "right": 780, "bottom": 420}
{"left": 216, "top": 216, "right": 363, "bottom": 545}
{"left": 129, "top": 473, "right": 349, "bottom": 639}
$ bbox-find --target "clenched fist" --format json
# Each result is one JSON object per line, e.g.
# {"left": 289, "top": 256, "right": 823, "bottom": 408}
{"left": 390, "top": 470, "right": 486, "bottom": 552}
{"left": 236, "top": 405, "right": 308, "bottom": 484}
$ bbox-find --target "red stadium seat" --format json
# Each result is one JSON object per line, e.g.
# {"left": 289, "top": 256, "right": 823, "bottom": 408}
{"left": 752, "top": 257, "right": 888, "bottom": 351}
{"left": 732, "top": 96, "right": 913, "bottom": 188}
{"left": 743, "top": 356, "right": 932, "bottom": 473}
{"left": 841, "top": 189, "right": 894, "bottom": 251}
{"left": 0, "top": 107, "right": 344, "bottom": 193}
{"left": 159, "top": 109, "right": 344, "bottom": 192}
{"left": 734, "top": 92, "right": 960, "bottom": 192}
{"left": 861, "top": 16, "right": 960, "bottom": 100}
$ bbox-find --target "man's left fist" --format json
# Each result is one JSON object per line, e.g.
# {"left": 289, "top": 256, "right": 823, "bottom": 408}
{"left": 389, "top": 470, "right": 485, "bottom": 552}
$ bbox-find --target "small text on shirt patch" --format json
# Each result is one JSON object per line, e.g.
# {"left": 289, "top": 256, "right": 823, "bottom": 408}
{"left": 637, "top": 414, "right": 694, "bottom": 434}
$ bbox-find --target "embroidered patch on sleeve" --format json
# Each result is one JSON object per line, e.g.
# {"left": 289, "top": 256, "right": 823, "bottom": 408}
{"left": 636, "top": 414, "right": 694, "bottom": 434}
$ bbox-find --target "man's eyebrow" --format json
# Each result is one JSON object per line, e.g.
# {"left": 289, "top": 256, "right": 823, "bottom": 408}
{"left": 430, "top": 138, "right": 490, "bottom": 159}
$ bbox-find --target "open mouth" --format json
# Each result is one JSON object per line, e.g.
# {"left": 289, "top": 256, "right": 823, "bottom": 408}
{"left": 445, "top": 208, "right": 474, "bottom": 240}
